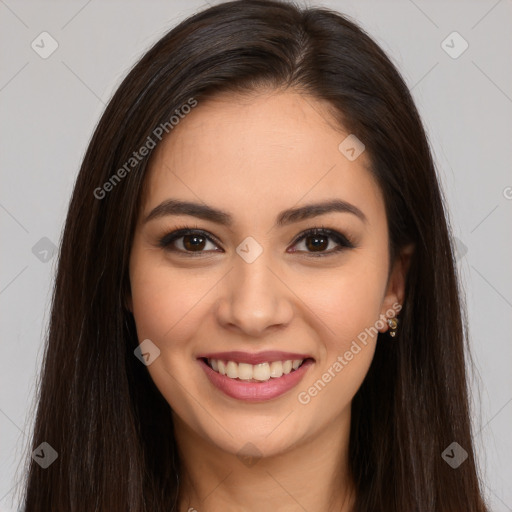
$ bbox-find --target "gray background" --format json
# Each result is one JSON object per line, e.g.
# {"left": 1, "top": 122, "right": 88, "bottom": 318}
{"left": 1, "top": 0, "right": 511, "bottom": 510}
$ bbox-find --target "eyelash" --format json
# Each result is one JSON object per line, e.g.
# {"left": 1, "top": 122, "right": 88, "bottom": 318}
{"left": 157, "top": 224, "right": 355, "bottom": 258}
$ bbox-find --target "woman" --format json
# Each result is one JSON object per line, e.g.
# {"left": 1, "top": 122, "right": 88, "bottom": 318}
{"left": 22, "top": 0, "right": 489, "bottom": 510}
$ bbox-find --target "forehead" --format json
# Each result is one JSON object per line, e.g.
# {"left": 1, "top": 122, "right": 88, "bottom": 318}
{"left": 141, "top": 90, "right": 384, "bottom": 228}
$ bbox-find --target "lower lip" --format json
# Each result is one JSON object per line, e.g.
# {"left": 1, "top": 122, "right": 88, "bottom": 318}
{"left": 198, "top": 358, "right": 314, "bottom": 402}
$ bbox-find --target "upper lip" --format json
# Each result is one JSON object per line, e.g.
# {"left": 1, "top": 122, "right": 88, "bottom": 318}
{"left": 197, "top": 351, "right": 314, "bottom": 365}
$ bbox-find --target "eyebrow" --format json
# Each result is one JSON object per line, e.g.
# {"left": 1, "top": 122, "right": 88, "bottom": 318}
{"left": 143, "top": 198, "right": 367, "bottom": 226}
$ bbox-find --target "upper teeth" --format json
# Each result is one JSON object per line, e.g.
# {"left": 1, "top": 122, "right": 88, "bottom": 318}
{"left": 209, "top": 358, "right": 304, "bottom": 381}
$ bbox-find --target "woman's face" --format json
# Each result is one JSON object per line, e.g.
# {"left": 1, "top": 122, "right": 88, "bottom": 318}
{"left": 128, "top": 90, "right": 406, "bottom": 459}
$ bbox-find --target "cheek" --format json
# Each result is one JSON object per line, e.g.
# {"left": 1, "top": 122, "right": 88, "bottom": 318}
{"left": 304, "top": 260, "right": 387, "bottom": 343}
{"left": 129, "top": 261, "right": 208, "bottom": 405}
{"left": 296, "top": 254, "right": 387, "bottom": 399}
{"left": 296, "top": 270, "right": 383, "bottom": 414}
{"left": 129, "top": 255, "right": 206, "bottom": 353}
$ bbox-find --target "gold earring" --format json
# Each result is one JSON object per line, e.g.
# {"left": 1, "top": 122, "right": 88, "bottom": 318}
{"left": 387, "top": 317, "right": 399, "bottom": 337}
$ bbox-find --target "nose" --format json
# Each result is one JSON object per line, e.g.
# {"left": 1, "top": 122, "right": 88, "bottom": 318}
{"left": 214, "top": 253, "right": 294, "bottom": 338}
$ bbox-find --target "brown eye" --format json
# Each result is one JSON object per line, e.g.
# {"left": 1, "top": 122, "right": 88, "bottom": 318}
{"left": 290, "top": 228, "right": 354, "bottom": 257}
{"left": 158, "top": 226, "right": 354, "bottom": 257}
{"left": 181, "top": 233, "right": 207, "bottom": 251}
{"left": 304, "top": 233, "right": 329, "bottom": 252}
{"left": 158, "top": 229, "right": 220, "bottom": 254}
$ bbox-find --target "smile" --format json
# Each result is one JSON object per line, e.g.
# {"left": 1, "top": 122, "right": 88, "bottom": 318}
{"left": 197, "top": 351, "right": 315, "bottom": 402}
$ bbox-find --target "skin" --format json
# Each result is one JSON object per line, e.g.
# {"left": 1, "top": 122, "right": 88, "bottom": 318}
{"left": 127, "top": 89, "right": 412, "bottom": 512}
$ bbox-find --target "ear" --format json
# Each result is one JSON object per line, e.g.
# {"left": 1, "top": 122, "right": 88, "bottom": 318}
{"left": 378, "top": 243, "right": 414, "bottom": 333}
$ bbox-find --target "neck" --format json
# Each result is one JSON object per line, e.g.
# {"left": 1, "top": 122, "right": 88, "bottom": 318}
{"left": 173, "top": 410, "right": 356, "bottom": 512}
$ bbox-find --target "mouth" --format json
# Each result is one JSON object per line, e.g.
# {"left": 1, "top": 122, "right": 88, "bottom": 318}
{"left": 196, "top": 352, "right": 315, "bottom": 402}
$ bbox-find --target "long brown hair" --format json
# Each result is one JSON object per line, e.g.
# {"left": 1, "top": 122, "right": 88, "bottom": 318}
{"left": 20, "top": 1, "right": 488, "bottom": 510}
